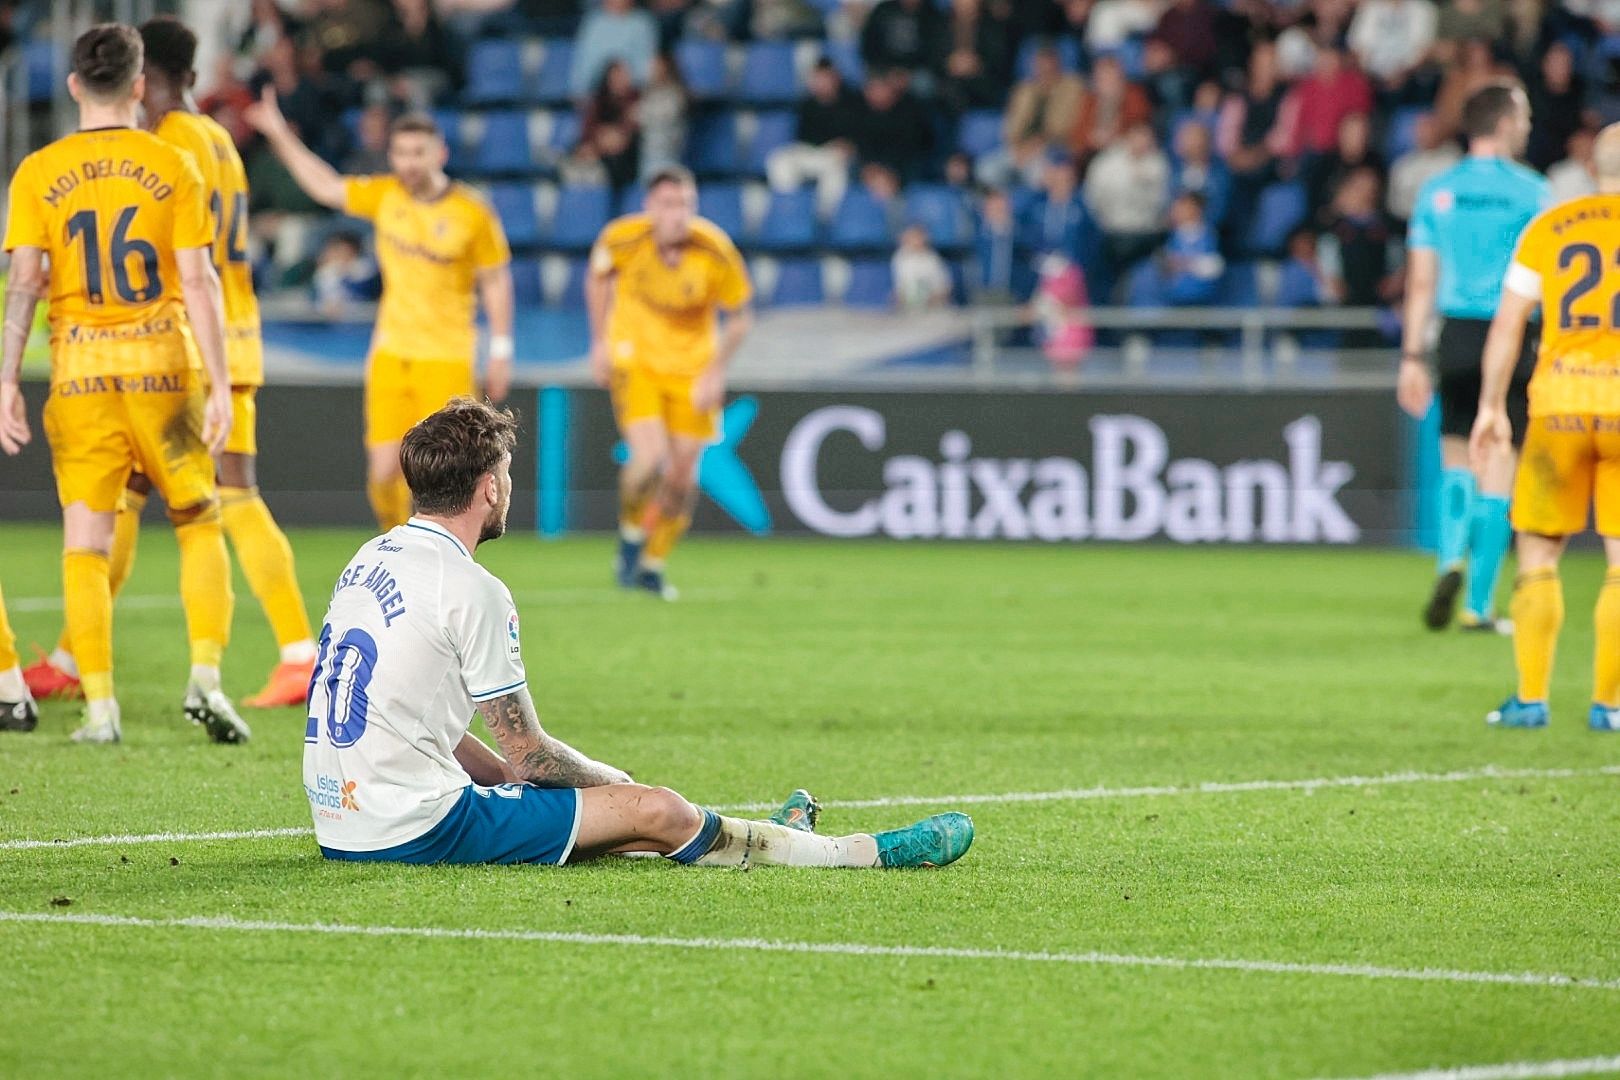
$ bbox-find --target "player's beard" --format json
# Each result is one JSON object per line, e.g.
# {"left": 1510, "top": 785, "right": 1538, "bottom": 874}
{"left": 479, "top": 501, "right": 508, "bottom": 544}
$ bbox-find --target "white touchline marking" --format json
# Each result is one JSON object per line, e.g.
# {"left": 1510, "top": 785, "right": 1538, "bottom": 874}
{"left": 3, "top": 911, "right": 1618, "bottom": 993}
{"left": 2, "top": 764, "right": 1617, "bottom": 852}
{"left": 1318, "top": 1053, "right": 1620, "bottom": 1080}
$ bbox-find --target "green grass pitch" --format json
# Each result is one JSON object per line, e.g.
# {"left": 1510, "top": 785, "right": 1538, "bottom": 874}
{"left": 3, "top": 521, "right": 1620, "bottom": 1079}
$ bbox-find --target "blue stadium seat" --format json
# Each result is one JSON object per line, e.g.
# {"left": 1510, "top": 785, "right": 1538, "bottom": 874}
{"left": 536, "top": 40, "right": 574, "bottom": 103}
{"left": 1217, "top": 261, "right": 1260, "bottom": 308}
{"left": 1384, "top": 106, "right": 1426, "bottom": 160}
{"left": 698, "top": 182, "right": 747, "bottom": 238}
{"left": 1014, "top": 37, "right": 1081, "bottom": 80}
{"left": 556, "top": 257, "right": 589, "bottom": 309}
{"left": 548, "top": 185, "right": 612, "bottom": 248}
{"left": 676, "top": 40, "right": 730, "bottom": 99}
{"left": 464, "top": 39, "right": 527, "bottom": 104}
{"left": 617, "top": 182, "right": 646, "bottom": 216}
{"left": 824, "top": 39, "right": 864, "bottom": 86}
{"left": 490, "top": 183, "right": 542, "bottom": 247}
{"left": 756, "top": 189, "right": 819, "bottom": 249}
{"left": 903, "top": 184, "right": 971, "bottom": 249}
{"left": 685, "top": 111, "right": 740, "bottom": 174}
{"left": 471, "top": 112, "right": 534, "bottom": 175}
{"left": 844, "top": 259, "right": 894, "bottom": 307}
{"left": 771, "top": 258, "right": 825, "bottom": 305}
{"left": 957, "top": 110, "right": 1004, "bottom": 159}
{"left": 738, "top": 42, "right": 801, "bottom": 103}
{"left": 510, "top": 258, "right": 544, "bottom": 305}
{"left": 1244, "top": 181, "right": 1306, "bottom": 256}
{"left": 26, "top": 39, "right": 56, "bottom": 103}
{"left": 430, "top": 108, "right": 465, "bottom": 163}
{"left": 747, "top": 110, "right": 798, "bottom": 174}
{"left": 546, "top": 109, "right": 582, "bottom": 152}
{"left": 828, "top": 189, "right": 895, "bottom": 249}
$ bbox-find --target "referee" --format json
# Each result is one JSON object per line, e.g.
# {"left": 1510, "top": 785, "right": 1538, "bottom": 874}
{"left": 1399, "top": 81, "right": 1548, "bottom": 633}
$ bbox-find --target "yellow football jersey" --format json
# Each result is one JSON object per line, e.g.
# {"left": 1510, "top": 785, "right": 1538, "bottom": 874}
{"left": 3, "top": 126, "right": 211, "bottom": 384}
{"left": 343, "top": 176, "right": 510, "bottom": 364}
{"left": 590, "top": 214, "right": 752, "bottom": 378}
{"left": 155, "top": 110, "right": 262, "bottom": 387}
{"left": 1507, "top": 195, "right": 1620, "bottom": 417}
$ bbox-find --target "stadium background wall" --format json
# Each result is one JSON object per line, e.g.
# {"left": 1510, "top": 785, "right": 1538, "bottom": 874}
{"left": 0, "top": 382, "right": 1411, "bottom": 545}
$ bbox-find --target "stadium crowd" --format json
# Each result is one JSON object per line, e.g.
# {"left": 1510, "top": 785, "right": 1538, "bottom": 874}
{"left": 157, "top": 0, "right": 1615, "bottom": 317}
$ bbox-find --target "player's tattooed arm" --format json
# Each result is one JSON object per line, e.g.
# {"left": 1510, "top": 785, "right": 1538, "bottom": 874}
{"left": 476, "top": 688, "right": 632, "bottom": 788}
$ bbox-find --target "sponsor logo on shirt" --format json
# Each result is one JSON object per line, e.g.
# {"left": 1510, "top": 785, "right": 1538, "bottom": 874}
{"left": 306, "top": 774, "right": 361, "bottom": 820}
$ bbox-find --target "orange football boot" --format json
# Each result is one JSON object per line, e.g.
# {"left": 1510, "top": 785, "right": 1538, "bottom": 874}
{"left": 23, "top": 649, "right": 81, "bottom": 700}
{"left": 243, "top": 658, "right": 315, "bottom": 708}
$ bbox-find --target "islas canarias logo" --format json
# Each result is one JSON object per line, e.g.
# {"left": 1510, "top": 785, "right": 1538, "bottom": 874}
{"left": 340, "top": 781, "right": 360, "bottom": 812}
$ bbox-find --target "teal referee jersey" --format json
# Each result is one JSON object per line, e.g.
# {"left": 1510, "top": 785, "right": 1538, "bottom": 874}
{"left": 1407, "top": 156, "right": 1549, "bottom": 320}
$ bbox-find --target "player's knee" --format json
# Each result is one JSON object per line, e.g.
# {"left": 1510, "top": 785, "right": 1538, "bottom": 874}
{"left": 637, "top": 785, "right": 701, "bottom": 842}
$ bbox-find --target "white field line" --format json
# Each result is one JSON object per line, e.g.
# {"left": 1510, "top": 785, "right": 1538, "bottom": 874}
{"left": 1320, "top": 1054, "right": 1620, "bottom": 1080}
{"left": 3, "top": 911, "right": 1619, "bottom": 993}
{"left": 2, "top": 763, "right": 1616, "bottom": 853}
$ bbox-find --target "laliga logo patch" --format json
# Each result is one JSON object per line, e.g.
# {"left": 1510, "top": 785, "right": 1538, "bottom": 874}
{"left": 507, "top": 610, "right": 521, "bottom": 656}
{"left": 1434, "top": 190, "right": 1455, "bottom": 215}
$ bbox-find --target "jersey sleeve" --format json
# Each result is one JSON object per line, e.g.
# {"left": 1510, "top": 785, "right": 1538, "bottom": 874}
{"left": 1406, "top": 181, "right": 1437, "bottom": 251}
{"left": 1503, "top": 215, "right": 1549, "bottom": 301}
{"left": 449, "top": 572, "right": 528, "bottom": 703}
{"left": 2, "top": 158, "right": 45, "bottom": 251}
{"left": 170, "top": 153, "right": 213, "bottom": 251}
{"left": 343, "top": 175, "right": 393, "bottom": 220}
{"left": 470, "top": 201, "right": 511, "bottom": 270}
{"left": 711, "top": 228, "right": 753, "bottom": 308}
{"left": 588, "top": 220, "right": 627, "bottom": 276}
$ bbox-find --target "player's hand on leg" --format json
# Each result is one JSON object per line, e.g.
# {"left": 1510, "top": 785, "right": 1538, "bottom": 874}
{"left": 588, "top": 341, "right": 612, "bottom": 388}
{"left": 0, "top": 382, "right": 30, "bottom": 455}
{"left": 201, "top": 385, "right": 234, "bottom": 456}
{"left": 483, "top": 356, "right": 512, "bottom": 404}
{"left": 1397, "top": 358, "right": 1433, "bottom": 419}
{"left": 1469, "top": 405, "right": 1511, "bottom": 475}
{"left": 692, "top": 367, "right": 725, "bottom": 414}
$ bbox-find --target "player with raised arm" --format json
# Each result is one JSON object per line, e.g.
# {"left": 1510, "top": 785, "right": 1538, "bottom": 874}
{"left": 24, "top": 16, "right": 319, "bottom": 710}
{"left": 306, "top": 398, "right": 972, "bottom": 868}
{"left": 243, "top": 89, "right": 514, "bottom": 533}
{"left": 0, "top": 24, "right": 248, "bottom": 744}
{"left": 1400, "top": 82, "right": 1548, "bottom": 633}
{"left": 1472, "top": 123, "right": 1620, "bottom": 731}
{"left": 588, "top": 166, "right": 754, "bottom": 600}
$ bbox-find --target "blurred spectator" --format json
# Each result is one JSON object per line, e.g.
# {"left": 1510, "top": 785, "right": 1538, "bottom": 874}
{"left": 1275, "top": 0, "right": 1358, "bottom": 78}
{"left": 941, "top": 0, "right": 1020, "bottom": 111}
{"left": 1143, "top": 0, "right": 1218, "bottom": 106}
{"left": 1317, "top": 167, "right": 1395, "bottom": 310}
{"left": 1385, "top": 112, "right": 1461, "bottom": 221}
{"left": 312, "top": 231, "right": 378, "bottom": 317}
{"left": 1526, "top": 42, "right": 1592, "bottom": 173}
{"left": 568, "top": 60, "right": 641, "bottom": 189}
{"left": 571, "top": 0, "right": 658, "bottom": 99}
{"left": 638, "top": 52, "right": 688, "bottom": 180}
{"left": 751, "top": 0, "right": 823, "bottom": 39}
{"left": 1278, "top": 46, "right": 1374, "bottom": 159}
{"left": 1033, "top": 253, "right": 1094, "bottom": 367}
{"left": 1140, "top": 192, "right": 1225, "bottom": 304}
{"left": 861, "top": 0, "right": 951, "bottom": 83}
{"left": 305, "top": 0, "right": 392, "bottom": 77}
{"left": 974, "top": 189, "right": 1021, "bottom": 299}
{"left": 861, "top": 162, "right": 905, "bottom": 203}
{"left": 1170, "top": 120, "right": 1231, "bottom": 226}
{"left": 849, "top": 71, "right": 936, "bottom": 182}
{"left": 1086, "top": 0, "right": 1163, "bottom": 52}
{"left": 1437, "top": 0, "right": 1504, "bottom": 42}
{"left": 1347, "top": 0, "right": 1438, "bottom": 88}
{"left": 373, "top": 0, "right": 463, "bottom": 85}
{"left": 1547, "top": 128, "right": 1599, "bottom": 201}
{"left": 1430, "top": 39, "right": 1513, "bottom": 139}
{"left": 1276, "top": 228, "right": 1334, "bottom": 306}
{"left": 200, "top": 55, "right": 257, "bottom": 148}
{"left": 1026, "top": 156, "right": 1095, "bottom": 260}
{"left": 893, "top": 225, "right": 955, "bottom": 309}
{"left": 943, "top": 152, "right": 976, "bottom": 188}
{"left": 1217, "top": 40, "right": 1288, "bottom": 181}
{"left": 1068, "top": 54, "right": 1152, "bottom": 163}
{"left": 1183, "top": 80, "right": 1224, "bottom": 136}
{"left": 1085, "top": 123, "right": 1170, "bottom": 280}
{"left": 976, "top": 44, "right": 1084, "bottom": 188}
{"left": 342, "top": 104, "right": 393, "bottom": 174}
{"left": 767, "top": 59, "right": 860, "bottom": 213}
{"left": 1306, "top": 112, "right": 1384, "bottom": 221}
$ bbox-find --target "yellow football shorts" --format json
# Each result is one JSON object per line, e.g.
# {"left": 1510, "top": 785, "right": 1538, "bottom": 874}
{"left": 365, "top": 349, "right": 476, "bottom": 448}
{"left": 610, "top": 364, "right": 719, "bottom": 442}
{"left": 225, "top": 385, "right": 258, "bottom": 456}
{"left": 1512, "top": 414, "right": 1620, "bottom": 537}
{"left": 43, "top": 370, "right": 216, "bottom": 514}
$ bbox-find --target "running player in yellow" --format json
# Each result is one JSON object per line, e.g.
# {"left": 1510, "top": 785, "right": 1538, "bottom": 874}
{"left": 587, "top": 166, "right": 753, "bottom": 600}
{"left": 243, "top": 90, "right": 514, "bottom": 531}
{"left": 0, "top": 581, "right": 40, "bottom": 732}
{"left": 23, "top": 17, "right": 318, "bottom": 709}
{"left": 1473, "top": 121, "right": 1620, "bottom": 731}
{"left": 0, "top": 23, "right": 249, "bottom": 744}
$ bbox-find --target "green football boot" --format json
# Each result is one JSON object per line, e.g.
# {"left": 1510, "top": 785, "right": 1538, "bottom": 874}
{"left": 769, "top": 789, "right": 821, "bottom": 832}
{"left": 875, "top": 812, "right": 974, "bottom": 868}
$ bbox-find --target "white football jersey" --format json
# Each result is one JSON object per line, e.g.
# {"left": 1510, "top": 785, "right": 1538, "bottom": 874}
{"left": 303, "top": 518, "right": 527, "bottom": 852}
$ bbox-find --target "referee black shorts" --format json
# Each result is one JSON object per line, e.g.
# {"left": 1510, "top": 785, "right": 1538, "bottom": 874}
{"left": 1435, "top": 317, "right": 1536, "bottom": 448}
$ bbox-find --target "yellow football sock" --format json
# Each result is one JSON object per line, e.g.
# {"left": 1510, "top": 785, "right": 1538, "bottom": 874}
{"left": 62, "top": 548, "right": 114, "bottom": 701}
{"left": 642, "top": 510, "right": 691, "bottom": 570}
{"left": 1511, "top": 568, "right": 1563, "bottom": 703}
{"left": 0, "top": 580, "right": 18, "bottom": 672}
{"left": 619, "top": 481, "right": 654, "bottom": 542}
{"left": 174, "top": 507, "right": 233, "bottom": 669}
{"left": 220, "top": 486, "right": 313, "bottom": 650}
{"left": 1593, "top": 570, "right": 1620, "bottom": 707}
{"left": 367, "top": 477, "right": 412, "bottom": 531}
{"left": 56, "top": 492, "right": 144, "bottom": 656}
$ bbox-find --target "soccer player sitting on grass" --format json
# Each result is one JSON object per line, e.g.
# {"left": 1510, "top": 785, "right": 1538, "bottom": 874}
{"left": 304, "top": 398, "right": 974, "bottom": 868}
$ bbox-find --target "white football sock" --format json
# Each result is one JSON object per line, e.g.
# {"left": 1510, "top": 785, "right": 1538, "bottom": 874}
{"left": 694, "top": 816, "right": 879, "bottom": 868}
{"left": 0, "top": 665, "right": 26, "bottom": 700}
{"left": 49, "top": 647, "right": 78, "bottom": 677}
{"left": 189, "top": 665, "right": 221, "bottom": 695}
